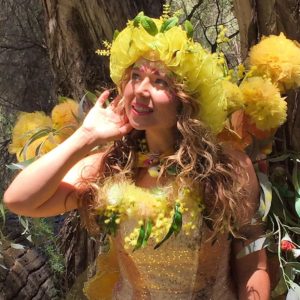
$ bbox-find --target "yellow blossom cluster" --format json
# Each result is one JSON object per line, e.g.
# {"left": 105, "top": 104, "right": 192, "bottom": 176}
{"left": 217, "top": 25, "right": 229, "bottom": 44}
{"left": 9, "top": 99, "right": 79, "bottom": 162}
{"left": 98, "top": 180, "right": 203, "bottom": 250}
{"left": 249, "top": 33, "right": 300, "bottom": 93}
{"left": 240, "top": 77, "right": 287, "bottom": 130}
{"left": 234, "top": 33, "right": 300, "bottom": 131}
{"left": 162, "top": 3, "right": 171, "bottom": 20}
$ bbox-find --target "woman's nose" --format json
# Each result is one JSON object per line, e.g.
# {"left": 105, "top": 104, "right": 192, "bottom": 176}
{"left": 136, "top": 77, "right": 151, "bottom": 97}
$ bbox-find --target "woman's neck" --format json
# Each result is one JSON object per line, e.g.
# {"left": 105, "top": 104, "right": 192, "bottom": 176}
{"left": 145, "top": 128, "right": 176, "bottom": 154}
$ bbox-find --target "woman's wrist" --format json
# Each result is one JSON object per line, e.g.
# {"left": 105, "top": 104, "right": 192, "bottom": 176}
{"left": 74, "top": 126, "right": 105, "bottom": 151}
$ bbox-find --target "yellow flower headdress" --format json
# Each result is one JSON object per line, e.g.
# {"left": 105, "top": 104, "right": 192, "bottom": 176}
{"left": 103, "top": 12, "right": 242, "bottom": 134}
{"left": 99, "top": 13, "right": 299, "bottom": 136}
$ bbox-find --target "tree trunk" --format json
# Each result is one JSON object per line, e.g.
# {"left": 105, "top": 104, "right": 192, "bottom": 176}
{"left": 0, "top": 215, "right": 61, "bottom": 300}
{"left": 42, "top": 0, "right": 163, "bottom": 100}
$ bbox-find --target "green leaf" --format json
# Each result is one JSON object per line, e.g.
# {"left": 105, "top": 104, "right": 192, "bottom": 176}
{"left": 295, "top": 197, "right": 300, "bottom": 218}
{"left": 257, "top": 172, "right": 272, "bottom": 221}
{"left": 113, "top": 29, "right": 119, "bottom": 41}
{"left": 184, "top": 20, "right": 194, "bottom": 38}
{"left": 140, "top": 16, "right": 158, "bottom": 36}
{"left": 0, "top": 201, "right": 6, "bottom": 224}
{"left": 160, "top": 17, "right": 178, "bottom": 33}
{"left": 10, "top": 243, "right": 25, "bottom": 250}
{"left": 236, "top": 237, "right": 269, "bottom": 259}
{"left": 58, "top": 96, "right": 70, "bottom": 103}
{"left": 19, "top": 216, "right": 30, "bottom": 235}
{"left": 154, "top": 224, "right": 174, "bottom": 250}
{"left": 84, "top": 90, "right": 98, "bottom": 104}
{"left": 173, "top": 203, "right": 182, "bottom": 235}
{"left": 166, "top": 164, "right": 177, "bottom": 175}
{"left": 285, "top": 226, "right": 300, "bottom": 234}
{"left": 143, "top": 219, "right": 152, "bottom": 245}
{"left": 6, "top": 158, "right": 36, "bottom": 170}
{"left": 20, "top": 128, "right": 52, "bottom": 160}
{"left": 133, "top": 11, "right": 144, "bottom": 27}
{"left": 105, "top": 212, "right": 118, "bottom": 236}
{"left": 271, "top": 273, "right": 288, "bottom": 297}
{"left": 154, "top": 203, "right": 182, "bottom": 249}
{"left": 292, "top": 159, "right": 300, "bottom": 193}
{"left": 133, "top": 219, "right": 153, "bottom": 251}
{"left": 134, "top": 224, "right": 145, "bottom": 251}
{"left": 0, "top": 264, "right": 8, "bottom": 270}
{"left": 268, "top": 153, "right": 290, "bottom": 163}
{"left": 78, "top": 91, "right": 96, "bottom": 120}
{"left": 271, "top": 187, "right": 298, "bottom": 226}
{"left": 285, "top": 262, "right": 300, "bottom": 270}
{"left": 287, "top": 282, "right": 300, "bottom": 300}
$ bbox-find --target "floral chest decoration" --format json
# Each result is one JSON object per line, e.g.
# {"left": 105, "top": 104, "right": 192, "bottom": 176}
{"left": 97, "top": 180, "right": 203, "bottom": 251}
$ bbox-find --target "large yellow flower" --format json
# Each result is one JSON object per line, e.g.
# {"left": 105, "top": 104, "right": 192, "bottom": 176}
{"left": 52, "top": 99, "right": 79, "bottom": 128}
{"left": 249, "top": 33, "right": 300, "bottom": 92}
{"left": 14, "top": 134, "right": 62, "bottom": 162}
{"left": 9, "top": 112, "right": 53, "bottom": 161}
{"left": 240, "top": 77, "right": 287, "bottom": 130}
{"left": 9, "top": 99, "right": 80, "bottom": 162}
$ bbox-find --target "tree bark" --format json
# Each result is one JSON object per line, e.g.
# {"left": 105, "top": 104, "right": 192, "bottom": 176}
{"left": 42, "top": 0, "right": 163, "bottom": 100}
{"left": 0, "top": 215, "right": 61, "bottom": 300}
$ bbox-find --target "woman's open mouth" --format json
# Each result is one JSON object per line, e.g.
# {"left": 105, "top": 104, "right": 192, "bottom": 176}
{"left": 132, "top": 103, "right": 153, "bottom": 115}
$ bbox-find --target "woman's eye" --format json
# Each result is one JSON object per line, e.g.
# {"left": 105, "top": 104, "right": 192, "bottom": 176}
{"left": 155, "top": 78, "right": 168, "bottom": 88}
{"left": 131, "top": 72, "right": 141, "bottom": 81}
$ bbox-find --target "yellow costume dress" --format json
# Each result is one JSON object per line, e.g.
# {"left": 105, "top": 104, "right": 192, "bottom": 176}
{"left": 112, "top": 218, "right": 237, "bottom": 299}
{"left": 84, "top": 181, "right": 237, "bottom": 300}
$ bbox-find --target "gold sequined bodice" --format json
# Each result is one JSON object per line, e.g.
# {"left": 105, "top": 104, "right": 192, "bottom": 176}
{"left": 113, "top": 215, "right": 237, "bottom": 300}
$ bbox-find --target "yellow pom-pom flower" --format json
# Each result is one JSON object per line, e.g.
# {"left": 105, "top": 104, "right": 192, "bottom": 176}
{"left": 240, "top": 77, "right": 287, "bottom": 130}
{"left": 249, "top": 33, "right": 300, "bottom": 92}
{"left": 51, "top": 99, "right": 79, "bottom": 137}
{"left": 9, "top": 99, "right": 80, "bottom": 162}
{"left": 8, "top": 112, "right": 53, "bottom": 161}
{"left": 222, "top": 80, "right": 244, "bottom": 114}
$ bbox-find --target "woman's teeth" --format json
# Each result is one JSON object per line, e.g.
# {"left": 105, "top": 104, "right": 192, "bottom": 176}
{"left": 133, "top": 104, "right": 153, "bottom": 113}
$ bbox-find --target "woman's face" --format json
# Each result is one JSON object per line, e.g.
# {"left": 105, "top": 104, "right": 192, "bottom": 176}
{"left": 123, "top": 59, "right": 179, "bottom": 131}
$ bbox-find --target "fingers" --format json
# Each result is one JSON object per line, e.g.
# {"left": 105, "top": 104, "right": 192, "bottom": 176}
{"left": 118, "top": 123, "right": 133, "bottom": 136}
{"left": 110, "top": 95, "right": 121, "bottom": 109}
{"left": 96, "top": 90, "right": 110, "bottom": 108}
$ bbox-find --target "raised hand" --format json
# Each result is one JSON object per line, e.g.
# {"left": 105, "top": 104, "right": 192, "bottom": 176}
{"left": 81, "top": 90, "right": 133, "bottom": 145}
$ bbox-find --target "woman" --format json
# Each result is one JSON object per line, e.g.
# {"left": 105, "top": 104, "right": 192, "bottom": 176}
{"left": 4, "top": 13, "right": 270, "bottom": 299}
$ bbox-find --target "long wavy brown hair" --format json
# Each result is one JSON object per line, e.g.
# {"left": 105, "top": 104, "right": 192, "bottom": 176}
{"left": 78, "top": 73, "right": 251, "bottom": 238}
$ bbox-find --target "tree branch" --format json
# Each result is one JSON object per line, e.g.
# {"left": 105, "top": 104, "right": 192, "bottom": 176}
{"left": 186, "top": 0, "right": 204, "bottom": 21}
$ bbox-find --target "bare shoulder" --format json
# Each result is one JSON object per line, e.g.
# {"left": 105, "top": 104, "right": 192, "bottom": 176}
{"left": 63, "top": 151, "right": 104, "bottom": 185}
{"left": 223, "top": 146, "right": 260, "bottom": 223}
{"left": 223, "top": 146, "right": 258, "bottom": 192}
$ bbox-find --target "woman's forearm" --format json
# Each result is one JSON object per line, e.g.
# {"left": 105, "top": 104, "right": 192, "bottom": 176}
{"left": 4, "top": 127, "right": 99, "bottom": 214}
{"left": 238, "top": 269, "right": 270, "bottom": 300}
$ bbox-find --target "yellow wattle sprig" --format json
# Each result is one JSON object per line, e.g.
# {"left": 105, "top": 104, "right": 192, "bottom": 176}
{"left": 97, "top": 180, "right": 203, "bottom": 250}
